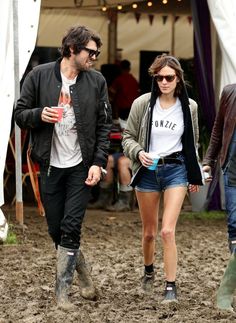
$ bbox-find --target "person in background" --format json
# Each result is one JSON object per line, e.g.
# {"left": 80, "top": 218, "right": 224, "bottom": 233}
{"left": 202, "top": 84, "right": 236, "bottom": 312}
{"left": 14, "top": 25, "right": 112, "bottom": 308}
{"left": 122, "top": 54, "right": 202, "bottom": 304}
{"left": 89, "top": 152, "right": 134, "bottom": 212}
{"left": 91, "top": 59, "right": 138, "bottom": 211}
{"left": 109, "top": 59, "right": 139, "bottom": 122}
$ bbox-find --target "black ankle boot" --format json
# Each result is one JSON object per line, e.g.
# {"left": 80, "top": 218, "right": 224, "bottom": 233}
{"left": 141, "top": 271, "right": 154, "bottom": 293}
{"left": 161, "top": 282, "right": 178, "bottom": 304}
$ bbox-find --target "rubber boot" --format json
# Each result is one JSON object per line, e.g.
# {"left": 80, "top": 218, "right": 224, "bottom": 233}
{"left": 55, "top": 246, "right": 78, "bottom": 308}
{"left": 216, "top": 252, "right": 236, "bottom": 311}
{"left": 75, "top": 251, "right": 97, "bottom": 300}
{"left": 88, "top": 186, "right": 113, "bottom": 210}
{"left": 106, "top": 191, "right": 134, "bottom": 212}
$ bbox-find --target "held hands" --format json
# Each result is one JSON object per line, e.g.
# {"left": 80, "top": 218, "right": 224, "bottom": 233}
{"left": 41, "top": 107, "right": 59, "bottom": 123}
{"left": 85, "top": 165, "right": 101, "bottom": 187}
{"left": 188, "top": 185, "right": 199, "bottom": 193}
{"left": 188, "top": 165, "right": 212, "bottom": 193}
{"left": 138, "top": 151, "right": 154, "bottom": 168}
{"left": 202, "top": 165, "right": 213, "bottom": 183}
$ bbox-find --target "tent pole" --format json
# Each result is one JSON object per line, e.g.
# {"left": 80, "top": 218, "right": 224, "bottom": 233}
{"left": 13, "top": 0, "right": 24, "bottom": 225}
{"left": 170, "top": 14, "right": 175, "bottom": 56}
{"left": 107, "top": 9, "right": 117, "bottom": 64}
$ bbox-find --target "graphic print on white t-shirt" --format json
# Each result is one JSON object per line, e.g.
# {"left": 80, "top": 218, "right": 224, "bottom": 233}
{"left": 50, "top": 73, "right": 82, "bottom": 168}
{"left": 149, "top": 97, "right": 184, "bottom": 157}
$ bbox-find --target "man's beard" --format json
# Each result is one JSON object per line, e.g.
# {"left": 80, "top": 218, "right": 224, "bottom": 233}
{"left": 75, "top": 59, "right": 93, "bottom": 72}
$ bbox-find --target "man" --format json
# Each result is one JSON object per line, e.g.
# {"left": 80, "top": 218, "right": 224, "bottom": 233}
{"left": 109, "top": 59, "right": 139, "bottom": 121}
{"left": 15, "top": 25, "right": 112, "bottom": 307}
{"left": 203, "top": 84, "right": 236, "bottom": 312}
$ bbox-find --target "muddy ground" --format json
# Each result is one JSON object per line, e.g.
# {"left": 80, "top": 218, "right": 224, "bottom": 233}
{"left": 0, "top": 204, "right": 236, "bottom": 323}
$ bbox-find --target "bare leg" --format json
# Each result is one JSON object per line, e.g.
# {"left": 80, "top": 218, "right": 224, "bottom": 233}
{"left": 117, "top": 155, "right": 131, "bottom": 186}
{"left": 136, "top": 190, "right": 161, "bottom": 266}
{"left": 161, "top": 186, "right": 187, "bottom": 281}
{"left": 103, "top": 154, "right": 114, "bottom": 186}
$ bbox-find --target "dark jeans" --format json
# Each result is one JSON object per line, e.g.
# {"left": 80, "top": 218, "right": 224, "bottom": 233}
{"left": 40, "top": 163, "right": 91, "bottom": 249}
{"left": 224, "top": 172, "right": 236, "bottom": 240}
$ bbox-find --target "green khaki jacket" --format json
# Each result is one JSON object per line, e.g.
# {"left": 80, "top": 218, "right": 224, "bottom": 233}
{"left": 122, "top": 92, "right": 201, "bottom": 186}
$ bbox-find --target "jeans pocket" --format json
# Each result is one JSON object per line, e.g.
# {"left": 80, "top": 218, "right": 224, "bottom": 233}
{"left": 228, "top": 160, "right": 236, "bottom": 186}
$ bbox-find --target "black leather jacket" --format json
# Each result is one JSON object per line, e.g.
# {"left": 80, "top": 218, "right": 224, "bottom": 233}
{"left": 14, "top": 59, "right": 112, "bottom": 168}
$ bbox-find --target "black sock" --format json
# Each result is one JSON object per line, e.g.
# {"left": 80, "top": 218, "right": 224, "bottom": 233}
{"left": 166, "top": 281, "right": 175, "bottom": 286}
{"left": 144, "top": 264, "right": 154, "bottom": 274}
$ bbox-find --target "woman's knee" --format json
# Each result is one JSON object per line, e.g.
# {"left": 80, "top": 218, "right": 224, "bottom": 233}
{"left": 143, "top": 231, "right": 156, "bottom": 243}
{"left": 161, "top": 227, "right": 175, "bottom": 243}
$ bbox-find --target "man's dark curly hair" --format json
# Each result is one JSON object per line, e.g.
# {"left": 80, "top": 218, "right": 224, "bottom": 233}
{"left": 59, "top": 25, "right": 102, "bottom": 58}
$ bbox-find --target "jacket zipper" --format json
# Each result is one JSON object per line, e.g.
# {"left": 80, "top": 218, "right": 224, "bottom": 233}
{"left": 145, "top": 103, "right": 152, "bottom": 152}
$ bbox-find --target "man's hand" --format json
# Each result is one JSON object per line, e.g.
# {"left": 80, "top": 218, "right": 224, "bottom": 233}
{"left": 85, "top": 165, "right": 101, "bottom": 186}
{"left": 202, "top": 165, "right": 213, "bottom": 182}
{"left": 41, "top": 107, "right": 59, "bottom": 123}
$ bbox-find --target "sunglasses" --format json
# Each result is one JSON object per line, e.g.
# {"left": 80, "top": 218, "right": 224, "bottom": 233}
{"left": 80, "top": 46, "right": 100, "bottom": 58}
{"left": 156, "top": 74, "right": 176, "bottom": 82}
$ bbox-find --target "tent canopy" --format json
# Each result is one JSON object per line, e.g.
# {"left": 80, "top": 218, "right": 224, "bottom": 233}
{"left": 41, "top": 0, "right": 191, "bottom": 13}
{"left": 39, "top": 0, "right": 193, "bottom": 79}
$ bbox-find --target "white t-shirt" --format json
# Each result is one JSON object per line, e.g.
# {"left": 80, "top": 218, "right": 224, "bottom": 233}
{"left": 50, "top": 73, "right": 82, "bottom": 168}
{"left": 149, "top": 97, "right": 184, "bottom": 157}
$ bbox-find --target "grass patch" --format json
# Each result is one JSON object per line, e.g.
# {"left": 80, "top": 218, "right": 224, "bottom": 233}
{"left": 181, "top": 210, "right": 226, "bottom": 220}
{"left": 4, "top": 224, "right": 18, "bottom": 245}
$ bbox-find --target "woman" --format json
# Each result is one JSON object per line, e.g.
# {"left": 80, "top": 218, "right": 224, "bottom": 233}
{"left": 122, "top": 54, "right": 203, "bottom": 303}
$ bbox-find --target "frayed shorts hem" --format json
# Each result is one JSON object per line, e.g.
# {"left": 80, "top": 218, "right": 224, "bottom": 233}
{"left": 135, "top": 183, "right": 188, "bottom": 193}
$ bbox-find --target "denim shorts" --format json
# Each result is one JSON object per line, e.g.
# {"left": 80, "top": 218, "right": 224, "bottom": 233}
{"left": 135, "top": 161, "right": 188, "bottom": 192}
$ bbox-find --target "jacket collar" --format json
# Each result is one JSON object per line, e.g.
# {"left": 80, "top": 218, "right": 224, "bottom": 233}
{"left": 54, "top": 57, "right": 82, "bottom": 84}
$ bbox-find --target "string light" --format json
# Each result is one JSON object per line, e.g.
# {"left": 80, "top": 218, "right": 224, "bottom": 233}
{"left": 147, "top": 1, "right": 153, "bottom": 6}
{"left": 117, "top": 4, "right": 123, "bottom": 10}
{"left": 132, "top": 3, "right": 138, "bottom": 9}
{"left": 101, "top": 0, "right": 107, "bottom": 12}
{"left": 162, "top": 0, "right": 168, "bottom": 4}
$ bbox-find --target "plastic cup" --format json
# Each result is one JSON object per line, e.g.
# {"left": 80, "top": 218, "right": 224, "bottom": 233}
{"left": 52, "top": 106, "right": 64, "bottom": 122}
{"left": 148, "top": 158, "right": 159, "bottom": 170}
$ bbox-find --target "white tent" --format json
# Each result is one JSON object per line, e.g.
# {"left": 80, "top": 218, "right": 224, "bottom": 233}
{"left": 0, "top": 0, "right": 41, "bottom": 226}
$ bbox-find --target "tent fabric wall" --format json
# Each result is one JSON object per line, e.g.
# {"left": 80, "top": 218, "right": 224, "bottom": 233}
{"left": 207, "top": 0, "right": 236, "bottom": 93}
{"left": 0, "top": 0, "right": 41, "bottom": 208}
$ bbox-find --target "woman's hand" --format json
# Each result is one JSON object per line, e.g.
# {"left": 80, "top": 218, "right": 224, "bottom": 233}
{"left": 188, "top": 184, "right": 199, "bottom": 193}
{"left": 138, "top": 151, "right": 154, "bottom": 168}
